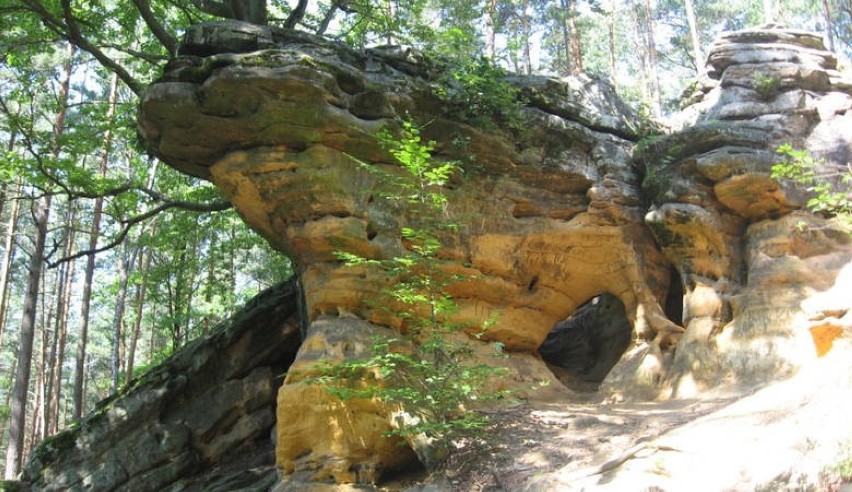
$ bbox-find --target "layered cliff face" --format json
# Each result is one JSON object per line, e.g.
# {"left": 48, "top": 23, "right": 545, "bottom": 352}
{"left": 22, "top": 281, "right": 301, "bottom": 491}
{"left": 639, "top": 27, "right": 852, "bottom": 396}
{"left": 132, "top": 21, "right": 851, "bottom": 486}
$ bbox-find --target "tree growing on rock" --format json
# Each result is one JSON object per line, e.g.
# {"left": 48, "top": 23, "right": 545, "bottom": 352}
{"left": 312, "top": 120, "right": 507, "bottom": 470}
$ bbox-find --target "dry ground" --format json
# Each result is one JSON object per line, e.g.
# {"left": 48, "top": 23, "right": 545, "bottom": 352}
{"left": 384, "top": 338, "right": 852, "bottom": 492}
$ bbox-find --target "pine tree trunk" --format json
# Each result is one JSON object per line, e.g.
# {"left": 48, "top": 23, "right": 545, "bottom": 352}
{"left": 609, "top": 0, "right": 618, "bottom": 90}
{"left": 202, "top": 233, "right": 216, "bottom": 334}
{"left": 0, "top": 357, "right": 17, "bottom": 451}
{"left": 4, "top": 193, "right": 52, "bottom": 479}
{"left": 4, "top": 41, "right": 73, "bottom": 478}
{"left": 631, "top": 7, "right": 650, "bottom": 109}
{"left": 126, "top": 247, "right": 152, "bottom": 384}
{"left": 73, "top": 73, "right": 119, "bottom": 420}
{"left": 521, "top": 7, "right": 533, "bottom": 75}
{"left": 0, "top": 178, "right": 22, "bottom": 350}
{"left": 385, "top": 0, "right": 397, "bottom": 45}
{"left": 0, "top": 131, "right": 16, "bottom": 221}
{"left": 763, "top": 0, "right": 776, "bottom": 23}
{"left": 487, "top": 0, "right": 497, "bottom": 61}
{"left": 47, "top": 209, "right": 75, "bottom": 435}
{"left": 110, "top": 244, "right": 133, "bottom": 393}
{"left": 30, "top": 303, "right": 48, "bottom": 450}
{"left": 641, "top": 0, "right": 662, "bottom": 117}
{"left": 684, "top": 0, "right": 703, "bottom": 72}
{"left": 567, "top": 0, "right": 584, "bottom": 74}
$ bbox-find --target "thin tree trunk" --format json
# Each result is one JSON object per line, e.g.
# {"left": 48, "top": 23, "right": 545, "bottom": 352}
{"left": 4, "top": 41, "right": 73, "bottom": 478}
{"left": 202, "top": 232, "right": 216, "bottom": 334}
{"left": 47, "top": 208, "right": 75, "bottom": 435}
{"left": 631, "top": 7, "right": 650, "bottom": 109}
{"left": 609, "top": 0, "right": 618, "bottom": 90}
{"left": 49, "top": 261, "right": 73, "bottom": 434}
{"left": 149, "top": 302, "right": 158, "bottom": 361}
{"left": 487, "top": 0, "right": 498, "bottom": 61}
{"left": 567, "top": 0, "right": 584, "bottom": 74}
{"left": 0, "top": 130, "right": 17, "bottom": 221}
{"left": 521, "top": 6, "right": 533, "bottom": 75}
{"left": 0, "top": 177, "right": 22, "bottom": 349}
{"left": 559, "top": 0, "right": 572, "bottom": 74}
{"left": 316, "top": 2, "right": 339, "bottom": 35}
{"left": 763, "top": 0, "right": 776, "bottom": 23}
{"left": 229, "top": 224, "right": 237, "bottom": 310}
{"left": 683, "top": 0, "right": 703, "bottom": 73}
{"left": 4, "top": 193, "right": 53, "bottom": 479}
{"left": 110, "top": 243, "right": 134, "bottom": 393}
{"left": 44, "top": 205, "right": 72, "bottom": 434}
{"left": 30, "top": 294, "right": 48, "bottom": 450}
{"left": 385, "top": 0, "right": 397, "bottom": 45}
{"left": 641, "top": 0, "right": 662, "bottom": 117}
{"left": 0, "top": 357, "right": 17, "bottom": 451}
{"left": 126, "top": 246, "right": 152, "bottom": 384}
{"left": 184, "top": 233, "right": 201, "bottom": 341}
{"left": 822, "top": 0, "right": 835, "bottom": 51}
{"left": 73, "top": 72, "right": 119, "bottom": 420}
{"left": 43, "top": 245, "right": 66, "bottom": 436}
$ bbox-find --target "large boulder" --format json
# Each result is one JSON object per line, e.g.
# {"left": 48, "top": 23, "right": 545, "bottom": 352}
{"left": 22, "top": 281, "right": 301, "bottom": 491}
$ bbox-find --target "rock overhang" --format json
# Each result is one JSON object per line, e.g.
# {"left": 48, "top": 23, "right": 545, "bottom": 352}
{"left": 135, "top": 20, "right": 852, "bottom": 486}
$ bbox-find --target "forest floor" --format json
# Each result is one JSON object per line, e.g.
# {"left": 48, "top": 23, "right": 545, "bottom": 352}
{"left": 381, "top": 340, "right": 852, "bottom": 491}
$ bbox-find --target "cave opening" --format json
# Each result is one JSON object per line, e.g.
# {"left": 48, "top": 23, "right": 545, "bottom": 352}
{"left": 538, "top": 293, "right": 633, "bottom": 392}
{"left": 665, "top": 266, "right": 685, "bottom": 326}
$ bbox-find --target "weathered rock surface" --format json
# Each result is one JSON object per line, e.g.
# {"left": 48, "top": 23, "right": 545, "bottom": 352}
{"left": 21, "top": 281, "right": 301, "bottom": 491}
{"left": 92, "top": 21, "right": 852, "bottom": 490}
{"left": 539, "top": 293, "right": 633, "bottom": 392}
{"left": 639, "top": 26, "right": 852, "bottom": 398}
{"left": 15, "top": 21, "right": 851, "bottom": 492}
{"left": 138, "top": 20, "right": 682, "bottom": 484}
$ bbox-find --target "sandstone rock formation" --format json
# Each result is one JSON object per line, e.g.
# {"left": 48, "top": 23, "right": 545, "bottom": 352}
{"left": 21, "top": 281, "right": 301, "bottom": 491}
{"left": 138, "top": 19, "right": 686, "bottom": 483}
{"left": 134, "top": 21, "right": 852, "bottom": 485}
{"left": 22, "top": 21, "right": 850, "bottom": 491}
{"left": 637, "top": 26, "right": 852, "bottom": 397}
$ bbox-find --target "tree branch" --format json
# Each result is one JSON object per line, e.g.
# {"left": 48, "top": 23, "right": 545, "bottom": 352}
{"left": 58, "top": 0, "right": 145, "bottom": 95}
{"left": 18, "top": 0, "right": 145, "bottom": 95}
{"left": 284, "top": 0, "right": 308, "bottom": 29}
{"left": 130, "top": 0, "right": 178, "bottom": 56}
{"left": 47, "top": 199, "right": 232, "bottom": 268}
{"left": 101, "top": 44, "right": 169, "bottom": 65}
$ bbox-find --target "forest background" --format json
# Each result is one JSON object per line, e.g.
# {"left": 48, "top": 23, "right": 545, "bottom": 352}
{"left": 0, "top": 0, "right": 850, "bottom": 479}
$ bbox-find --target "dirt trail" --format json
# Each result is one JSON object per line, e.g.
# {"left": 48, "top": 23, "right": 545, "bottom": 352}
{"left": 402, "top": 339, "right": 852, "bottom": 492}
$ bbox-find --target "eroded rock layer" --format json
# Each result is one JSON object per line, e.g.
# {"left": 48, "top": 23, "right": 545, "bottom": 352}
{"left": 133, "top": 21, "right": 852, "bottom": 486}
{"left": 22, "top": 281, "right": 301, "bottom": 491}
{"left": 638, "top": 26, "right": 852, "bottom": 396}
{"left": 138, "top": 20, "right": 685, "bottom": 483}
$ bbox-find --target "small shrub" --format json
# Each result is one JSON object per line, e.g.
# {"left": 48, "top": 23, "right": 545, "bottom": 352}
{"left": 754, "top": 73, "right": 782, "bottom": 100}
{"left": 313, "top": 120, "right": 507, "bottom": 466}
{"left": 772, "top": 144, "right": 851, "bottom": 224}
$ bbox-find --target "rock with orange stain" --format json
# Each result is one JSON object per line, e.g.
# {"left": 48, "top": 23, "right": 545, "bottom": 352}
{"left": 138, "top": 21, "right": 852, "bottom": 485}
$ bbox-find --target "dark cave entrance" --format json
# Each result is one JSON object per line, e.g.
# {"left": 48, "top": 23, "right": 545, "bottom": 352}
{"left": 665, "top": 267, "right": 685, "bottom": 326}
{"left": 538, "top": 293, "right": 633, "bottom": 392}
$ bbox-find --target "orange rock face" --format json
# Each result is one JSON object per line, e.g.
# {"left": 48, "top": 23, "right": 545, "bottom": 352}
{"left": 139, "top": 22, "right": 851, "bottom": 484}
